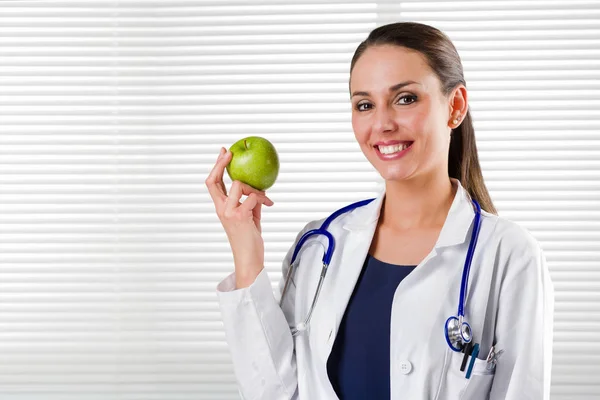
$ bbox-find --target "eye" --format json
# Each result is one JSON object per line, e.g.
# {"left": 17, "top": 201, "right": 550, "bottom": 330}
{"left": 396, "top": 94, "right": 417, "bottom": 105}
{"left": 356, "top": 102, "right": 372, "bottom": 112}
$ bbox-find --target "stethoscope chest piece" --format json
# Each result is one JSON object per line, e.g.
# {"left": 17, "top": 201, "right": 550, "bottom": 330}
{"left": 444, "top": 315, "right": 473, "bottom": 352}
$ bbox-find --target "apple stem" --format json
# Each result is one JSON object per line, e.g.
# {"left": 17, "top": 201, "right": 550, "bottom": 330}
{"left": 244, "top": 139, "right": 248, "bottom": 150}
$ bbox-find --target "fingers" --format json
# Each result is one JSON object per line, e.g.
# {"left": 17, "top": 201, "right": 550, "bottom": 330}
{"left": 225, "top": 179, "right": 243, "bottom": 216}
{"left": 206, "top": 147, "right": 274, "bottom": 219}
{"left": 240, "top": 193, "right": 259, "bottom": 216}
{"left": 238, "top": 181, "right": 274, "bottom": 207}
{"left": 239, "top": 192, "right": 266, "bottom": 216}
{"left": 205, "top": 147, "right": 232, "bottom": 204}
{"left": 244, "top": 194, "right": 264, "bottom": 234}
{"left": 226, "top": 180, "right": 274, "bottom": 217}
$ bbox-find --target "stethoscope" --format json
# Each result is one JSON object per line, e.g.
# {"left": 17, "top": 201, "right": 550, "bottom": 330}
{"left": 279, "top": 195, "right": 482, "bottom": 354}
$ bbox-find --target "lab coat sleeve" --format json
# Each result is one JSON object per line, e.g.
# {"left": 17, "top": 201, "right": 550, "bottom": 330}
{"left": 489, "top": 227, "right": 555, "bottom": 400}
{"left": 215, "top": 222, "right": 313, "bottom": 400}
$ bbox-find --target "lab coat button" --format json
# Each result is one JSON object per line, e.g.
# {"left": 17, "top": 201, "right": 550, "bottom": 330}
{"left": 399, "top": 360, "right": 413, "bottom": 375}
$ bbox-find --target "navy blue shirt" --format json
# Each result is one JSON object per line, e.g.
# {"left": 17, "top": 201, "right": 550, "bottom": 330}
{"left": 326, "top": 254, "right": 416, "bottom": 400}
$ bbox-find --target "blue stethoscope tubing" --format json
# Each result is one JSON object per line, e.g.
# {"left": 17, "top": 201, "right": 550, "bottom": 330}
{"left": 444, "top": 197, "right": 482, "bottom": 352}
{"left": 279, "top": 195, "right": 482, "bottom": 350}
{"left": 280, "top": 198, "right": 375, "bottom": 336}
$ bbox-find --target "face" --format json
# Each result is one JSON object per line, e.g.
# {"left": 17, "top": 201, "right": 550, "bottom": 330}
{"left": 350, "top": 45, "right": 461, "bottom": 182}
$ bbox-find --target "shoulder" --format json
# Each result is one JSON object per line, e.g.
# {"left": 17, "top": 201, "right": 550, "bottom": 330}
{"left": 481, "top": 210, "right": 547, "bottom": 282}
{"left": 300, "top": 196, "right": 377, "bottom": 233}
{"left": 289, "top": 216, "right": 329, "bottom": 249}
{"left": 487, "top": 211, "right": 543, "bottom": 255}
{"left": 299, "top": 216, "right": 327, "bottom": 233}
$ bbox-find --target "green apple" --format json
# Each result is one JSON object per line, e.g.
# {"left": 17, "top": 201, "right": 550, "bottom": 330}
{"left": 225, "top": 136, "right": 280, "bottom": 191}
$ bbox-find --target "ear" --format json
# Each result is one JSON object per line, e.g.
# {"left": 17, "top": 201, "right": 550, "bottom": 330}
{"left": 447, "top": 85, "right": 469, "bottom": 125}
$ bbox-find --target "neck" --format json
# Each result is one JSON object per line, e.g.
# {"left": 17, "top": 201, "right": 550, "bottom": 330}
{"left": 380, "top": 172, "right": 456, "bottom": 231}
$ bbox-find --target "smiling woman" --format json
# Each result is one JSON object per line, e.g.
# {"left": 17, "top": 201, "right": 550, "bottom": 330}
{"left": 212, "top": 21, "right": 554, "bottom": 400}
{"left": 348, "top": 29, "right": 497, "bottom": 224}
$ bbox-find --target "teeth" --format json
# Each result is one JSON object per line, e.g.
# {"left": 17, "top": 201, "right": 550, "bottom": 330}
{"left": 378, "top": 143, "right": 411, "bottom": 155}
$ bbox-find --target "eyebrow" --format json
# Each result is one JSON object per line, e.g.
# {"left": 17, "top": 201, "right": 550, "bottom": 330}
{"left": 351, "top": 80, "right": 419, "bottom": 98}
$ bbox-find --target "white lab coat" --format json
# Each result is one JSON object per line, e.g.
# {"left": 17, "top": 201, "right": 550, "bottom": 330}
{"left": 216, "top": 178, "right": 554, "bottom": 400}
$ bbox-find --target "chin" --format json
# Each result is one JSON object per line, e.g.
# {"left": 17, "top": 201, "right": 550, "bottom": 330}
{"left": 379, "top": 165, "right": 415, "bottom": 181}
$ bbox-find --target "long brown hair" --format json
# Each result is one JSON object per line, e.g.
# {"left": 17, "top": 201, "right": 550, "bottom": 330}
{"left": 350, "top": 22, "right": 498, "bottom": 215}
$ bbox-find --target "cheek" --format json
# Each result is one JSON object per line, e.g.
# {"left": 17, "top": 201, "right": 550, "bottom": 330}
{"left": 409, "top": 110, "right": 443, "bottom": 150}
{"left": 408, "top": 108, "right": 430, "bottom": 132}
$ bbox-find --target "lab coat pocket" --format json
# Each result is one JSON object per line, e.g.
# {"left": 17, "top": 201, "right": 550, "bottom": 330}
{"left": 437, "top": 348, "right": 495, "bottom": 400}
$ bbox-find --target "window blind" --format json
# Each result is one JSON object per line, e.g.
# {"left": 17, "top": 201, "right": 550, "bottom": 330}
{"left": 0, "top": 1, "right": 598, "bottom": 399}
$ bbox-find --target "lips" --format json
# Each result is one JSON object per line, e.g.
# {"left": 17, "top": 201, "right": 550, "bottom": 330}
{"left": 374, "top": 141, "right": 413, "bottom": 161}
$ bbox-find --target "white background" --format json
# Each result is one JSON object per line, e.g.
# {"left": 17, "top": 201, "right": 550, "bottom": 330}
{"left": 0, "top": 1, "right": 599, "bottom": 399}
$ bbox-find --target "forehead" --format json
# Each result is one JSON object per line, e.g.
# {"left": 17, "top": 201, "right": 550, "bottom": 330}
{"left": 350, "top": 45, "right": 437, "bottom": 93}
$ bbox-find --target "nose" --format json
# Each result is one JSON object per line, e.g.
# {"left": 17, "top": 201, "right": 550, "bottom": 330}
{"left": 372, "top": 105, "right": 398, "bottom": 134}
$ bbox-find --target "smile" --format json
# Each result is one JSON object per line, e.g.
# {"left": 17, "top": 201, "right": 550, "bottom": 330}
{"left": 378, "top": 143, "right": 412, "bottom": 154}
{"left": 374, "top": 142, "right": 414, "bottom": 160}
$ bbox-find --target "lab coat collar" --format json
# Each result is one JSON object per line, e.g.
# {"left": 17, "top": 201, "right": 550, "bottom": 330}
{"left": 341, "top": 178, "right": 475, "bottom": 249}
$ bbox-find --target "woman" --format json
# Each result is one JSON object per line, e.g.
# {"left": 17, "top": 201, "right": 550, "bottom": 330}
{"left": 205, "top": 22, "right": 554, "bottom": 400}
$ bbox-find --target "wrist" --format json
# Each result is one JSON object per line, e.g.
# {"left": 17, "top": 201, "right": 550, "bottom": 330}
{"left": 235, "top": 266, "right": 264, "bottom": 289}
